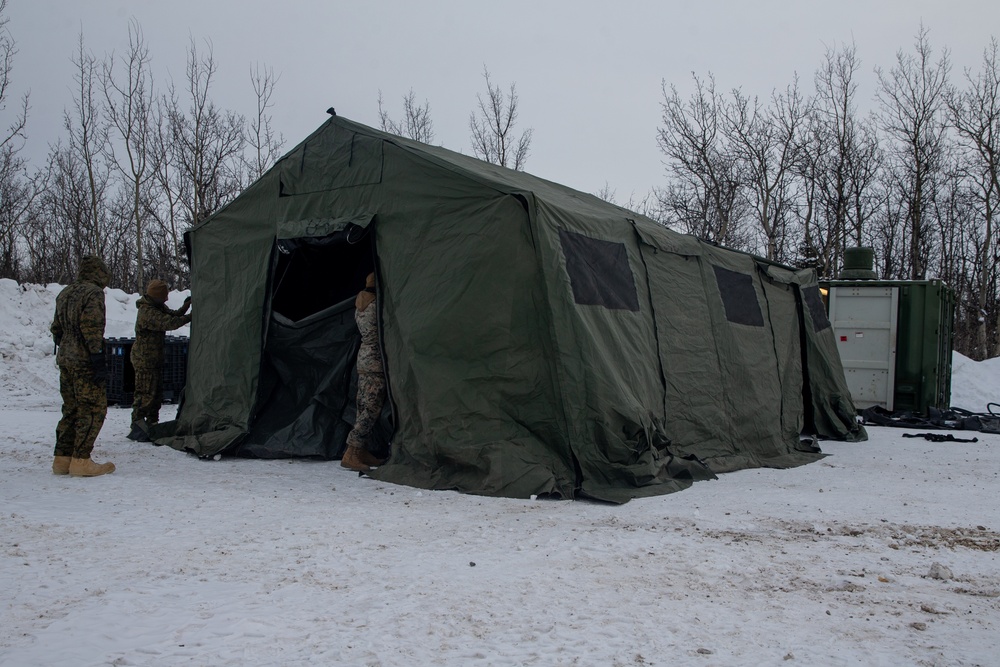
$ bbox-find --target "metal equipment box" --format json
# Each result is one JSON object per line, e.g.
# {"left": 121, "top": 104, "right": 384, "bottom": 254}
{"left": 827, "top": 284, "right": 899, "bottom": 410}
{"left": 824, "top": 280, "right": 954, "bottom": 414}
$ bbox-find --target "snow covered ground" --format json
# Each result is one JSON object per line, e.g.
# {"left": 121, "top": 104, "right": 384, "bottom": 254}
{"left": 1, "top": 278, "right": 998, "bottom": 666}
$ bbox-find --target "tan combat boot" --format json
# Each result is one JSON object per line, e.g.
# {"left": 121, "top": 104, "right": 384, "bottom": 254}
{"left": 52, "top": 456, "right": 72, "bottom": 475}
{"left": 340, "top": 446, "right": 371, "bottom": 472}
{"left": 355, "top": 448, "right": 387, "bottom": 467}
{"left": 69, "top": 458, "right": 116, "bottom": 477}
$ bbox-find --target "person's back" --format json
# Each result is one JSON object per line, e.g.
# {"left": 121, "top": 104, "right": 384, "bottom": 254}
{"left": 52, "top": 264, "right": 106, "bottom": 372}
{"left": 128, "top": 279, "right": 191, "bottom": 441}
{"left": 50, "top": 254, "right": 115, "bottom": 477}
{"left": 132, "top": 292, "right": 190, "bottom": 369}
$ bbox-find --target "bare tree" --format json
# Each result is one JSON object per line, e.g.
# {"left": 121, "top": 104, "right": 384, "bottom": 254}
{"left": 65, "top": 30, "right": 110, "bottom": 256}
{"left": 101, "top": 18, "right": 156, "bottom": 290}
{"left": 151, "top": 87, "right": 186, "bottom": 283}
{"left": 469, "top": 66, "right": 532, "bottom": 170}
{"left": 0, "top": 0, "right": 32, "bottom": 279}
{"left": 594, "top": 182, "right": 657, "bottom": 219}
{"left": 378, "top": 88, "right": 434, "bottom": 143}
{"left": 845, "top": 121, "right": 883, "bottom": 251}
{"left": 798, "top": 43, "right": 883, "bottom": 276}
{"left": 869, "top": 166, "right": 909, "bottom": 280}
{"left": 813, "top": 43, "right": 859, "bottom": 249}
{"left": 30, "top": 141, "right": 105, "bottom": 283}
{"left": 946, "top": 37, "right": 1000, "bottom": 358}
{"left": 245, "top": 63, "right": 284, "bottom": 182}
{"left": 655, "top": 73, "right": 748, "bottom": 249}
{"left": 928, "top": 158, "right": 980, "bottom": 355}
{"left": 101, "top": 183, "right": 142, "bottom": 287}
{"left": 170, "top": 38, "right": 245, "bottom": 228}
{"left": 876, "top": 25, "right": 951, "bottom": 280}
{"left": 595, "top": 182, "right": 617, "bottom": 204}
{"left": 724, "top": 78, "right": 809, "bottom": 262}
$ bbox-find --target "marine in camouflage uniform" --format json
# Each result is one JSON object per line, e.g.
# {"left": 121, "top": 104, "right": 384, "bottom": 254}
{"left": 341, "top": 273, "right": 388, "bottom": 472}
{"left": 50, "top": 255, "right": 116, "bottom": 477}
{"left": 128, "top": 279, "right": 192, "bottom": 441}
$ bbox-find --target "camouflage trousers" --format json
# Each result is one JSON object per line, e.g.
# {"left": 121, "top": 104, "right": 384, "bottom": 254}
{"left": 131, "top": 364, "right": 163, "bottom": 426}
{"left": 55, "top": 365, "right": 108, "bottom": 459}
{"left": 346, "top": 371, "right": 386, "bottom": 452}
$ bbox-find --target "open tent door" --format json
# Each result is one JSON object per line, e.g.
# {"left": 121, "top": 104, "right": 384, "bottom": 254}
{"left": 235, "top": 215, "right": 392, "bottom": 459}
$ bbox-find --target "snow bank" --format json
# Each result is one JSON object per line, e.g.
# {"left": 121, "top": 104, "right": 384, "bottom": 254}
{"left": 951, "top": 351, "right": 1000, "bottom": 413}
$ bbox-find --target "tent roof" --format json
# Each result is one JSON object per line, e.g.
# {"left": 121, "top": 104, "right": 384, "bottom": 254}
{"left": 308, "top": 114, "right": 650, "bottom": 222}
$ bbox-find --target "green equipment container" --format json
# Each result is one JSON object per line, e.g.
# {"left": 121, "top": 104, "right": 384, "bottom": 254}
{"left": 823, "top": 279, "right": 954, "bottom": 415}
{"left": 893, "top": 280, "right": 954, "bottom": 413}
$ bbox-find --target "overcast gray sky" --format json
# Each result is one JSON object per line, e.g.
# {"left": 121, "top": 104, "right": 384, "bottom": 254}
{"left": 6, "top": 0, "right": 1000, "bottom": 200}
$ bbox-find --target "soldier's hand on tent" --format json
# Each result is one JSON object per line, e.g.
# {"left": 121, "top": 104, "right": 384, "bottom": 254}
{"left": 89, "top": 352, "right": 108, "bottom": 385}
{"left": 183, "top": 295, "right": 192, "bottom": 306}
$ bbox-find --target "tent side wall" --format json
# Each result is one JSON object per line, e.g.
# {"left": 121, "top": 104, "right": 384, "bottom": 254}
{"left": 526, "top": 202, "right": 717, "bottom": 502}
{"left": 153, "top": 177, "right": 279, "bottom": 455}
{"left": 630, "top": 224, "right": 824, "bottom": 473}
{"left": 700, "top": 245, "right": 810, "bottom": 470}
{"left": 788, "top": 268, "right": 868, "bottom": 442}
{"left": 369, "top": 147, "right": 579, "bottom": 498}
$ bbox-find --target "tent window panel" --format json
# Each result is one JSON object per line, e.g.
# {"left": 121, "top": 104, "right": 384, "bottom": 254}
{"left": 802, "top": 285, "right": 831, "bottom": 332}
{"left": 713, "top": 265, "right": 764, "bottom": 327}
{"left": 558, "top": 229, "right": 640, "bottom": 311}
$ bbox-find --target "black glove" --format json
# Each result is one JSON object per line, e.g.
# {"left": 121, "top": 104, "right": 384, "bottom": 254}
{"left": 89, "top": 352, "right": 108, "bottom": 385}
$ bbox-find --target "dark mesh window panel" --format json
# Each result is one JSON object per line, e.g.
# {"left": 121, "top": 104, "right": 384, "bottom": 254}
{"left": 802, "top": 285, "right": 831, "bottom": 331}
{"left": 713, "top": 265, "right": 764, "bottom": 326}
{"left": 559, "top": 229, "right": 640, "bottom": 311}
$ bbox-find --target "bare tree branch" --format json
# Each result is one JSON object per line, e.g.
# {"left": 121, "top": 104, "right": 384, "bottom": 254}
{"left": 378, "top": 88, "right": 434, "bottom": 143}
{"left": 101, "top": 18, "right": 157, "bottom": 290}
{"left": 469, "top": 66, "right": 533, "bottom": 170}
{"left": 246, "top": 63, "right": 284, "bottom": 181}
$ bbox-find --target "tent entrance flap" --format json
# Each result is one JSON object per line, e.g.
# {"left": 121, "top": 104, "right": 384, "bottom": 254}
{"left": 236, "top": 228, "right": 390, "bottom": 459}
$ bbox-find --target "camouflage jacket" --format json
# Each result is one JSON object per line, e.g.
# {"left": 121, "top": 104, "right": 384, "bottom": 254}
{"left": 355, "top": 301, "right": 383, "bottom": 374}
{"left": 131, "top": 296, "right": 191, "bottom": 368}
{"left": 51, "top": 256, "right": 110, "bottom": 370}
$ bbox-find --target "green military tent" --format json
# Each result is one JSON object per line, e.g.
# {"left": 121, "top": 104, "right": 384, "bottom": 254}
{"left": 154, "top": 112, "right": 865, "bottom": 503}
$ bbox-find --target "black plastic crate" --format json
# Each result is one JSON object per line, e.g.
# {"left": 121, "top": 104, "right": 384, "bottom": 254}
{"left": 104, "top": 336, "right": 189, "bottom": 406}
{"left": 105, "top": 338, "right": 134, "bottom": 406}
{"left": 161, "top": 336, "right": 189, "bottom": 403}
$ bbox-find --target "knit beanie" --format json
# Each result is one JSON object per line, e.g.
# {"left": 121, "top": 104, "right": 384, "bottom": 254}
{"left": 146, "top": 279, "right": 169, "bottom": 304}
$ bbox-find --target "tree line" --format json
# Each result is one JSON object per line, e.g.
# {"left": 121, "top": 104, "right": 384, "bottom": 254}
{"left": 0, "top": 8, "right": 286, "bottom": 293}
{"left": 389, "top": 28, "right": 1000, "bottom": 361}
{"left": 650, "top": 28, "right": 999, "bottom": 361}
{"left": 0, "top": 6, "right": 996, "bottom": 360}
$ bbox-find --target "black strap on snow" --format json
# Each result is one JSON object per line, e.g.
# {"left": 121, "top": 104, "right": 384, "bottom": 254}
{"left": 902, "top": 432, "right": 979, "bottom": 443}
{"left": 860, "top": 405, "right": 1000, "bottom": 435}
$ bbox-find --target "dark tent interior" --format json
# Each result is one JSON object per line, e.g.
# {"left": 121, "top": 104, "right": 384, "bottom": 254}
{"left": 236, "top": 225, "right": 392, "bottom": 459}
